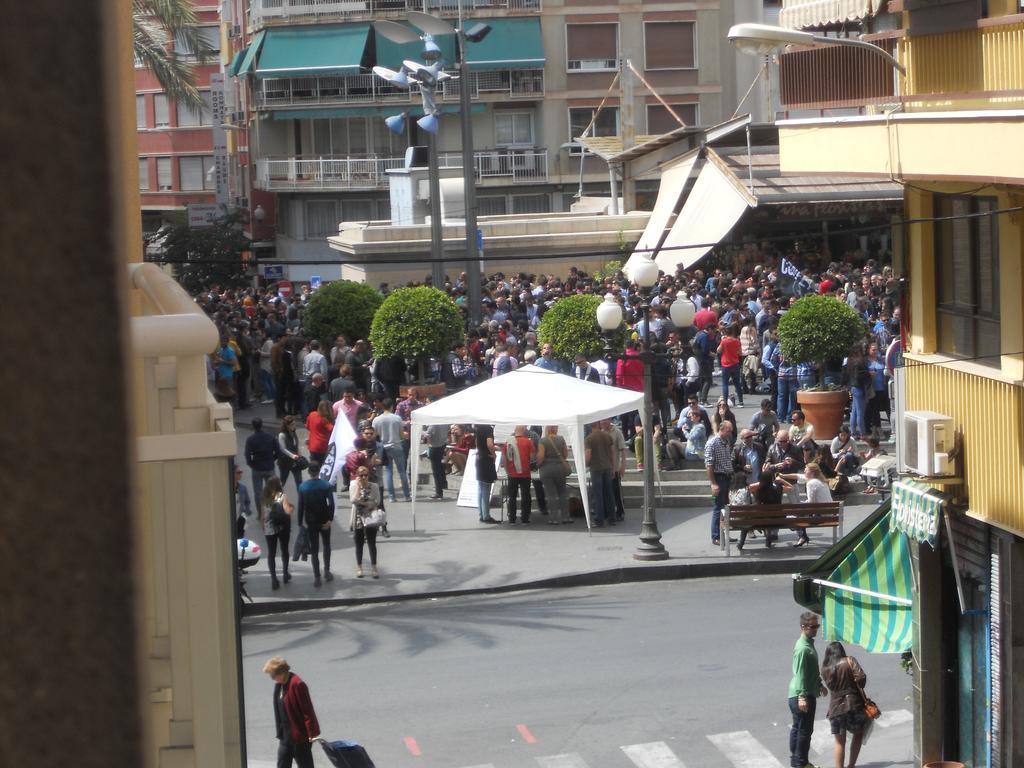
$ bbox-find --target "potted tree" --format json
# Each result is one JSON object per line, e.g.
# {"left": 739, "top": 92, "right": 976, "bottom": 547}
{"left": 538, "top": 293, "right": 626, "bottom": 365}
{"left": 777, "top": 295, "right": 866, "bottom": 439}
{"left": 302, "top": 280, "right": 383, "bottom": 349}
{"left": 369, "top": 286, "right": 464, "bottom": 398}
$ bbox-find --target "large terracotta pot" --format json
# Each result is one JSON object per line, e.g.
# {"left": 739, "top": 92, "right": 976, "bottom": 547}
{"left": 796, "top": 388, "right": 849, "bottom": 440}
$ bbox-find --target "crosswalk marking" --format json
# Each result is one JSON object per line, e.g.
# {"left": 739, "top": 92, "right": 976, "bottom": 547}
{"left": 621, "top": 741, "right": 687, "bottom": 768}
{"left": 876, "top": 708, "right": 913, "bottom": 728}
{"left": 707, "top": 730, "right": 785, "bottom": 768}
{"left": 536, "top": 754, "right": 590, "bottom": 768}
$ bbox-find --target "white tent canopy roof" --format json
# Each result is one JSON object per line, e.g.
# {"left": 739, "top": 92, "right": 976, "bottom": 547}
{"left": 409, "top": 366, "right": 645, "bottom": 529}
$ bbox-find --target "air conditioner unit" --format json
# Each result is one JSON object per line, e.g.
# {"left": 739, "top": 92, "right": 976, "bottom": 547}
{"left": 901, "top": 410, "right": 956, "bottom": 476}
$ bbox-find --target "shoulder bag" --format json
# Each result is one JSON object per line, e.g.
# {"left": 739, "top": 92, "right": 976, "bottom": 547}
{"left": 363, "top": 508, "right": 387, "bottom": 528}
{"left": 849, "top": 658, "right": 881, "bottom": 719}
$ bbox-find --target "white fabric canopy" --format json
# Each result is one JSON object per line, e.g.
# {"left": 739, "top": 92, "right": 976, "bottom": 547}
{"left": 780, "top": 0, "right": 874, "bottom": 29}
{"left": 409, "top": 366, "right": 645, "bottom": 530}
{"left": 625, "top": 150, "right": 700, "bottom": 278}
{"left": 654, "top": 155, "right": 753, "bottom": 274}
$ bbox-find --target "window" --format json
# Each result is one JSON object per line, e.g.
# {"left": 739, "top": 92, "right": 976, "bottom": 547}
{"left": 512, "top": 193, "right": 550, "bottom": 215}
{"left": 305, "top": 200, "right": 340, "bottom": 239}
{"left": 138, "top": 158, "right": 150, "bottom": 190}
{"left": 177, "top": 92, "right": 212, "bottom": 127}
{"left": 568, "top": 106, "right": 618, "bottom": 154}
{"left": 935, "top": 194, "right": 1000, "bottom": 365}
{"left": 495, "top": 112, "right": 534, "bottom": 147}
{"left": 154, "top": 94, "right": 170, "bottom": 128}
{"left": 156, "top": 157, "right": 172, "bottom": 190}
{"left": 179, "top": 156, "right": 215, "bottom": 191}
{"left": 175, "top": 26, "right": 220, "bottom": 59}
{"left": 566, "top": 23, "right": 618, "bottom": 71}
{"left": 478, "top": 196, "right": 508, "bottom": 216}
{"left": 646, "top": 103, "right": 699, "bottom": 134}
{"left": 643, "top": 21, "right": 697, "bottom": 70}
{"left": 342, "top": 199, "right": 374, "bottom": 222}
{"left": 136, "top": 95, "right": 147, "bottom": 129}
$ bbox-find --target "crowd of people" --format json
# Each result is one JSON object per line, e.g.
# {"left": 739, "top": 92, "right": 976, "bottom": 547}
{"left": 213, "top": 244, "right": 902, "bottom": 583}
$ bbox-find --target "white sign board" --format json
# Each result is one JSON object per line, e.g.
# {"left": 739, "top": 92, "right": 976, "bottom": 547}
{"left": 187, "top": 203, "right": 225, "bottom": 228}
{"left": 456, "top": 449, "right": 480, "bottom": 509}
{"left": 210, "top": 73, "right": 230, "bottom": 206}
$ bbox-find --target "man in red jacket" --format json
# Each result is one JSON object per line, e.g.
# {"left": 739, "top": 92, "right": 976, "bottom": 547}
{"left": 264, "top": 656, "right": 321, "bottom": 768}
{"left": 615, "top": 341, "right": 645, "bottom": 441}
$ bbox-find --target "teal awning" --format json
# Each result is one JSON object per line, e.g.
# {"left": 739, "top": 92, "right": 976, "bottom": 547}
{"left": 255, "top": 24, "right": 371, "bottom": 79}
{"left": 236, "top": 30, "right": 265, "bottom": 77}
{"left": 794, "top": 501, "right": 913, "bottom": 654}
{"left": 272, "top": 104, "right": 484, "bottom": 120}
{"left": 228, "top": 47, "right": 246, "bottom": 77}
{"left": 465, "top": 18, "right": 544, "bottom": 70}
{"left": 373, "top": 29, "right": 457, "bottom": 70}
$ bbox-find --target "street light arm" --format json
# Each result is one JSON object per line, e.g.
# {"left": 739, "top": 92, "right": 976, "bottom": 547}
{"left": 812, "top": 34, "right": 905, "bottom": 75}
{"left": 727, "top": 23, "right": 905, "bottom": 75}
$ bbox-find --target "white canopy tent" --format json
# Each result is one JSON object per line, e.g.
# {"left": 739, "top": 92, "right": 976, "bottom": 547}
{"left": 409, "top": 367, "right": 645, "bottom": 530}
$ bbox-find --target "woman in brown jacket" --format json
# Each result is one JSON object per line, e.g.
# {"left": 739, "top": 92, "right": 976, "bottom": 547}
{"left": 821, "top": 641, "right": 871, "bottom": 768}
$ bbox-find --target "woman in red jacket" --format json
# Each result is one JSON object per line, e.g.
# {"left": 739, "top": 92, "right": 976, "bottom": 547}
{"left": 305, "top": 400, "right": 334, "bottom": 468}
{"left": 263, "top": 656, "right": 320, "bottom": 768}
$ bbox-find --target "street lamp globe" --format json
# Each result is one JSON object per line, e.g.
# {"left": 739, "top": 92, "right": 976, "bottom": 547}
{"left": 669, "top": 296, "right": 696, "bottom": 329}
{"left": 596, "top": 293, "right": 623, "bottom": 331}
{"left": 632, "top": 254, "right": 660, "bottom": 290}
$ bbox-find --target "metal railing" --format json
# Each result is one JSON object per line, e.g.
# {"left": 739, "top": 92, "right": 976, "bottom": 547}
{"left": 256, "top": 156, "right": 406, "bottom": 190}
{"left": 438, "top": 148, "right": 547, "bottom": 182}
{"left": 778, "top": 36, "right": 899, "bottom": 112}
{"left": 250, "top": 0, "right": 540, "bottom": 26}
{"left": 256, "top": 69, "right": 543, "bottom": 108}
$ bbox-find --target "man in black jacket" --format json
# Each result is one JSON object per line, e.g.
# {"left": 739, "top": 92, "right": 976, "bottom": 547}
{"left": 244, "top": 417, "right": 279, "bottom": 512}
{"left": 297, "top": 465, "right": 335, "bottom": 587}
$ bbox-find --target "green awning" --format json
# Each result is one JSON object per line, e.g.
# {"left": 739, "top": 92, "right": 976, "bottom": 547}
{"left": 228, "top": 47, "right": 246, "bottom": 77}
{"left": 373, "top": 29, "right": 457, "bottom": 70}
{"left": 255, "top": 24, "right": 371, "bottom": 79}
{"left": 465, "top": 18, "right": 544, "bottom": 70}
{"left": 271, "top": 104, "right": 484, "bottom": 120}
{"left": 794, "top": 501, "right": 913, "bottom": 654}
{"left": 236, "top": 30, "right": 265, "bottom": 77}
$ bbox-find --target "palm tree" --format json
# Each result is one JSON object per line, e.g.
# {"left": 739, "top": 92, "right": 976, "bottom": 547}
{"left": 133, "top": 0, "right": 214, "bottom": 110}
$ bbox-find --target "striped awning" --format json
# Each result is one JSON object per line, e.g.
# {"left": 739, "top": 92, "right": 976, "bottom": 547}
{"left": 890, "top": 479, "right": 944, "bottom": 548}
{"left": 779, "top": 0, "right": 875, "bottom": 29}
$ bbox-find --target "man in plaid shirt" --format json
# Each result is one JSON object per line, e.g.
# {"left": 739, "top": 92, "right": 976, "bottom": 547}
{"left": 704, "top": 421, "right": 735, "bottom": 546}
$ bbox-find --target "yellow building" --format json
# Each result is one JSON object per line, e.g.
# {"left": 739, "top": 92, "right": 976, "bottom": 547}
{"left": 776, "top": 1, "right": 1024, "bottom": 765}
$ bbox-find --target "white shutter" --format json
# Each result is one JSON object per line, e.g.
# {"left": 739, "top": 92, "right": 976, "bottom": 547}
{"left": 179, "top": 157, "right": 204, "bottom": 191}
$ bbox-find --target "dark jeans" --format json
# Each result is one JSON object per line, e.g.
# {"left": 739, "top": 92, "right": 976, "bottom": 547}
{"left": 532, "top": 479, "right": 547, "bottom": 513}
{"left": 429, "top": 445, "right": 446, "bottom": 496}
{"left": 721, "top": 364, "right": 743, "bottom": 404}
{"left": 788, "top": 695, "right": 816, "bottom": 768}
{"left": 507, "top": 476, "right": 532, "bottom": 522}
{"left": 251, "top": 469, "right": 275, "bottom": 513}
{"left": 612, "top": 474, "right": 625, "bottom": 520}
{"left": 265, "top": 530, "right": 291, "bottom": 584}
{"left": 306, "top": 525, "right": 331, "bottom": 578}
{"left": 590, "top": 468, "right": 615, "bottom": 525}
{"left": 698, "top": 360, "right": 714, "bottom": 403}
{"left": 277, "top": 737, "right": 314, "bottom": 768}
{"left": 711, "top": 472, "right": 730, "bottom": 542}
{"left": 274, "top": 375, "right": 290, "bottom": 417}
{"left": 354, "top": 525, "right": 378, "bottom": 565}
{"left": 278, "top": 463, "right": 303, "bottom": 493}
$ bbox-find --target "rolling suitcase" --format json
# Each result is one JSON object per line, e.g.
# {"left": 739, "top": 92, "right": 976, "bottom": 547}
{"left": 315, "top": 738, "right": 377, "bottom": 768}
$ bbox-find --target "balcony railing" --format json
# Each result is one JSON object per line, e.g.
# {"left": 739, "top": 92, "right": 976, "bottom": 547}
{"left": 250, "top": 0, "right": 540, "bottom": 27}
{"left": 256, "top": 69, "right": 543, "bottom": 108}
{"left": 256, "top": 156, "right": 405, "bottom": 190}
{"left": 900, "top": 18, "right": 1024, "bottom": 100}
{"left": 778, "top": 36, "right": 899, "bottom": 112}
{"left": 439, "top": 148, "right": 548, "bottom": 183}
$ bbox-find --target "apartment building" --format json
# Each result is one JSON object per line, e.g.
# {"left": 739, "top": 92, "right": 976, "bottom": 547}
{"left": 226, "top": 0, "right": 764, "bottom": 282}
{"left": 136, "top": 3, "right": 223, "bottom": 234}
{"left": 775, "top": 1, "right": 1024, "bottom": 765}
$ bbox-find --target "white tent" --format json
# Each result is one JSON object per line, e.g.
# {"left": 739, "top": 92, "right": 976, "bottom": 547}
{"left": 409, "top": 366, "right": 645, "bottom": 530}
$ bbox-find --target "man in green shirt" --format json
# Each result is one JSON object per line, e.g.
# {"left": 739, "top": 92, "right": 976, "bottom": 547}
{"left": 788, "top": 611, "right": 826, "bottom": 768}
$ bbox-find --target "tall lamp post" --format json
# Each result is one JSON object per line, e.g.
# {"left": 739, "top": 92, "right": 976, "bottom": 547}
{"left": 597, "top": 254, "right": 695, "bottom": 561}
{"left": 373, "top": 12, "right": 490, "bottom": 315}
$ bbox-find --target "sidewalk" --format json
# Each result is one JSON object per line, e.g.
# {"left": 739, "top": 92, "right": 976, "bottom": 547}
{"left": 233, "top": 399, "right": 883, "bottom": 615}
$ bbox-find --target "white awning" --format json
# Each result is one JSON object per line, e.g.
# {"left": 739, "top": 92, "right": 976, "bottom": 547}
{"left": 780, "top": 0, "right": 874, "bottom": 29}
{"left": 624, "top": 151, "right": 699, "bottom": 278}
{"left": 653, "top": 154, "right": 754, "bottom": 273}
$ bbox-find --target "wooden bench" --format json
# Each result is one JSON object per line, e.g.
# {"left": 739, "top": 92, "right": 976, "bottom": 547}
{"left": 721, "top": 502, "right": 844, "bottom": 556}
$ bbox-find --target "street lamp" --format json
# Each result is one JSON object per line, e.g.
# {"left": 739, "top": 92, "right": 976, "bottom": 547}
{"left": 373, "top": 8, "right": 488, "bottom": 321}
{"left": 597, "top": 254, "right": 695, "bottom": 561}
{"left": 727, "top": 23, "right": 905, "bottom": 74}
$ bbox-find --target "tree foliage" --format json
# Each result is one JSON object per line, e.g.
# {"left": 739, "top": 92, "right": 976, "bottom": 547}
{"left": 369, "top": 287, "right": 463, "bottom": 362}
{"left": 303, "top": 281, "right": 383, "bottom": 346}
{"left": 777, "top": 295, "right": 866, "bottom": 385}
{"left": 592, "top": 259, "right": 623, "bottom": 282}
{"left": 133, "top": 0, "right": 213, "bottom": 109}
{"left": 162, "top": 216, "right": 250, "bottom": 294}
{"left": 538, "top": 293, "right": 625, "bottom": 362}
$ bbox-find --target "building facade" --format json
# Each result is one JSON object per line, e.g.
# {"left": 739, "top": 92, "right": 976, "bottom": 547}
{"left": 224, "top": 0, "right": 765, "bottom": 283}
{"left": 776, "top": 1, "right": 1024, "bottom": 764}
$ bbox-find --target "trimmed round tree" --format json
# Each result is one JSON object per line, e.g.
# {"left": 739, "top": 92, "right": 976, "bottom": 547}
{"left": 303, "top": 281, "right": 383, "bottom": 346}
{"left": 538, "top": 293, "right": 626, "bottom": 363}
{"left": 369, "top": 286, "right": 463, "bottom": 382}
{"left": 777, "top": 294, "right": 866, "bottom": 387}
